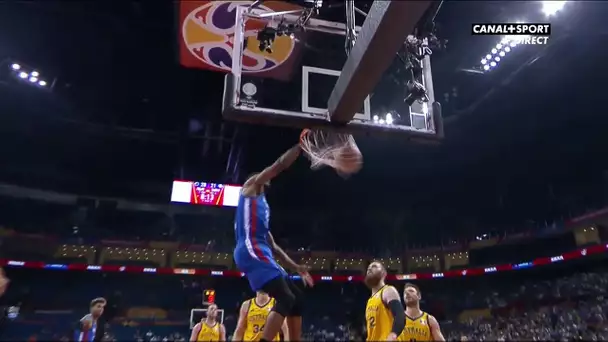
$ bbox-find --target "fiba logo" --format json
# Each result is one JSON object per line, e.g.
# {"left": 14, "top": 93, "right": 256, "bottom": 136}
{"left": 242, "top": 82, "right": 257, "bottom": 97}
{"left": 241, "top": 82, "right": 258, "bottom": 107}
{"left": 181, "top": 1, "right": 296, "bottom": 73}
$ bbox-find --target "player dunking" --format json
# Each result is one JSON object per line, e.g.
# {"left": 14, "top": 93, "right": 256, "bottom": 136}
{"left": 399, "top": 283, "right": 445, "bottom": 341}
{"left": 233, "top": 144, "right": 314, "bottom": 342}
{"left": 232, "top": 290, "right": 289, "bottom": 341}
{"left": 190, "top": 304, "right": 226, "bottom": 342}
{"left": 364, "top": 261, "right": 406, "bottom": 341}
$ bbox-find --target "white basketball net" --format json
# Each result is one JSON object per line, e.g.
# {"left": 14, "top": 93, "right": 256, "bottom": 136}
{"left": 299, "top": 129, "right": 359, "bottom": 170}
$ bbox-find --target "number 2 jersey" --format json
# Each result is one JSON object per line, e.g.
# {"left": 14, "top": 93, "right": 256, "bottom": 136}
{"left": 244, "top": 297, "right": 280, "bottom": 341}
{"left": 365, "top": 285, "right": 396, "bottom": 341}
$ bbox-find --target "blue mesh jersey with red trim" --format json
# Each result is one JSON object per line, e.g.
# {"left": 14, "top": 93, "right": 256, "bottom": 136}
{"left": 74, "top": 314, "right": 97, "bottom": 342}
{"left": 234, "top": 193, "right": 273, "bottom": 260}
{"left": 233, "top": 192, "right": 286, "bottom": 290}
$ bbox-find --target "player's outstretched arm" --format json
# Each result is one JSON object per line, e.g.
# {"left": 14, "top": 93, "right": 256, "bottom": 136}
{"left": 267, "top": 232, "right": 313, "bottom": 287}
{"left": 381, "top": 286, "right": 406, "bottom": 341}
{"left": 190, "top": 322, "right": 201, "bottom": 342}
{"left": 428, "top": 315, "right": 445, "bottom": 341}
{"left": 219, "top": 323, "right": 227, "bottom": 341}
{"left": 244, "top": 144, "right": 301, "bottom": 189}
{"left": 232, "top": 300, "right": 250, "bottom": 341}
{"left": 266, "top": 232, "right": 299, "bottom": 270}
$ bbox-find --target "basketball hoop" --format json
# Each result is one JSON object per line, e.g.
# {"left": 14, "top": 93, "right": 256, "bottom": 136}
{"left": 299, "top": 128, "right": 362, "bottom": 174}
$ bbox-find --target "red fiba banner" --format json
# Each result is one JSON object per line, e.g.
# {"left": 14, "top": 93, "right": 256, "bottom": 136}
{"left": 178, "top": 0, "right": 302, "bottom": 79}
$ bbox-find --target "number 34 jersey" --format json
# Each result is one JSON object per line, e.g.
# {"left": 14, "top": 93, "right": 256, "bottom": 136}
{"left": 244, "top": 297, "right": 280, "bottom": 341}
{"left": 365, "top": 285, "right": 396, "bottom": 341}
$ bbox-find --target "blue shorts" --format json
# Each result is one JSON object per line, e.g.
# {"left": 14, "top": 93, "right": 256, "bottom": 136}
{"left": 234, "top": 244, "right": 287, "bottom": 291}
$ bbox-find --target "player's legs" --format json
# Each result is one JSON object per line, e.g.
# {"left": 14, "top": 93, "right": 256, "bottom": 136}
{"left": 258, "top": 276, "right": 296, "bottom": 342}
{"left": 284, "top": 279, "right": 304, "bottom": 341}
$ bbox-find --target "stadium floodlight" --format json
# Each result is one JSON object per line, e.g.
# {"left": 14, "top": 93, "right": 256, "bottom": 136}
{"left": 480, "top": 33, "right": 528, "bottom": 72}
{"left": 385, "top": 113, "right": 394, "bottom": 125}
{"left": 8, "top": 62, "right": 53, "bottom": 89}
{"left": 542, "top": 1, "right": 566, "bottom": 17}
{"left": 373, "top": 113, "right": 395, "bottom": 125}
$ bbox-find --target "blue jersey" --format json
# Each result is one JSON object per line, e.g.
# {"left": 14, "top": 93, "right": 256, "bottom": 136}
{"left": 234, "top": 192, "right": 273, "bottom": 260}
{"left": 75, "top": 314, "right": 97, "bottom": 342}
{"left": 234, "top": 191, "right": 286, "bottom": 290}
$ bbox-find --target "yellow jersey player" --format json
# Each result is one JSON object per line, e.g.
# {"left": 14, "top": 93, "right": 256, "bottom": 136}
{"left": 232, "top": 291, "right": 289, "bottom": 341}
{"left": 190, "top": 304, "right": 226, "bottom": 341}
{"left": 364, "top": 261, "right": 406, "bottom": 341}
{"left": 399, "top": 283, "right": 445, "bottom": 341}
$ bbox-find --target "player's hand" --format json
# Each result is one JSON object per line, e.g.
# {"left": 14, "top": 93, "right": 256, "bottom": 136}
{"left": 386, "top": 332, "right": 398, "bottom": 341}
{"left": 0, "top": 268, "right": 9, "bottom": 297}
{"left": 295, "top": 265, "right": 314, "bottom": 287}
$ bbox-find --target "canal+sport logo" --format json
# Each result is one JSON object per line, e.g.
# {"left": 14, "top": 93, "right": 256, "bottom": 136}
{"left": 472, "top": 22, "right": 551, "bottom": 45}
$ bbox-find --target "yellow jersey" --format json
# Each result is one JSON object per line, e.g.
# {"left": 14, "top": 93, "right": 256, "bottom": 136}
{"left": 399, "top": 312, "right": 432, "bottom": 342}
{"left": 243, "top": 297, "right": 280, "bottom": 341}
{"left": 365, "top": 285, "right": 395, "bottom": 341}
{"left": 196, "top": 321, "right": 221, "bottom": 341}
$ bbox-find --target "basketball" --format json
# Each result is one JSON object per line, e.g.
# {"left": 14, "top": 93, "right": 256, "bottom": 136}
{"left": 334, "top": 144, "right": 363, "bottom": 175}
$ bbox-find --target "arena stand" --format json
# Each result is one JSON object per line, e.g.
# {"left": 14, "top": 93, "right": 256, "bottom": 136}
{"left": 1, "top": 191, "right": 608, "bottom": 341}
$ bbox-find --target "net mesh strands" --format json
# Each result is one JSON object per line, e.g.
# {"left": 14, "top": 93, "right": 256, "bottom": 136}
{"left": 299, "top": 128, "right": 361, "bottom": 171}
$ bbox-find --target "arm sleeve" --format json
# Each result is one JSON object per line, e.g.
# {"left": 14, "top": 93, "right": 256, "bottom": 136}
{"left": 387, "top": 299, "right": 406, "bottom": 336}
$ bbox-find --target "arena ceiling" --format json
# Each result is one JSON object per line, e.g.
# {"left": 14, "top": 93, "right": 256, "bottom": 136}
{"left": 0, "top": 1, "right": 606, "bottom": 216}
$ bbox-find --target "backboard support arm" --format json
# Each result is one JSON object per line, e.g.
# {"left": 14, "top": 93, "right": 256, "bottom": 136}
{"left": 327, "top": 1, "right": 432, "bottom": 123}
